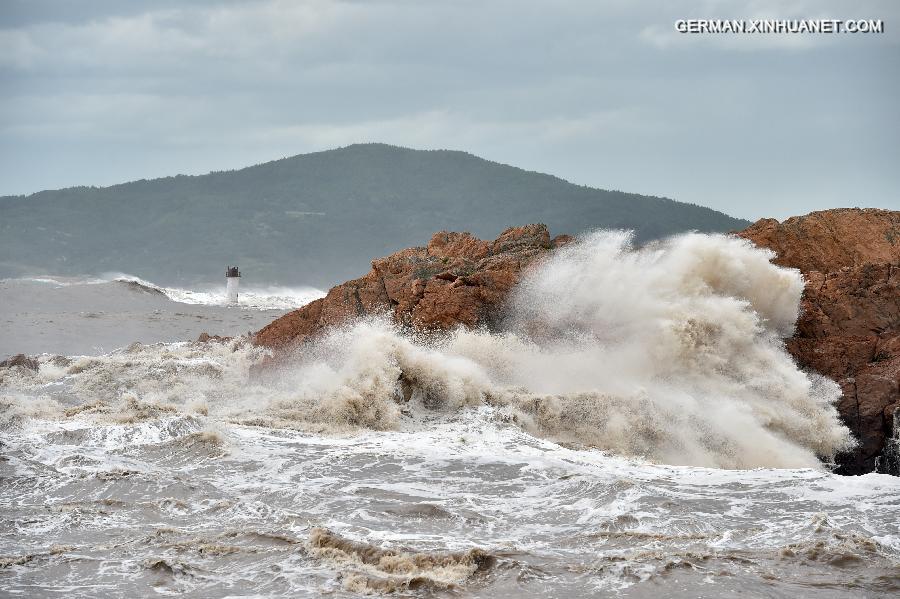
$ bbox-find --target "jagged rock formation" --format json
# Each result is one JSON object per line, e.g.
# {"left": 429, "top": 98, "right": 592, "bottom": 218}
{"left": 739, "top": 208, "right": 900, "bottom": 474}
{"left": 254, "top": 224, "right": 567, "bottom": 351}
{"left": 254, "top": 208, "right": 898, "bottom": 475}
{"left": 738, "top": 209, "right": 900, "bottom": 273}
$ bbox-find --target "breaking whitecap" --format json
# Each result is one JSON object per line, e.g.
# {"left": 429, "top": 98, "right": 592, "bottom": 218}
{"left": 2, "top": 230, "right": 897, "bottom": 597}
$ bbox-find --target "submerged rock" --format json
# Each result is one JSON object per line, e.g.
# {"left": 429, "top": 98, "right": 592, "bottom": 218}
{"left": 739, "top": 208, "right": 900, "bottom": 474}
{"left": 0, "top": 354, "right": 39, "bottom": 371}
{"left": 197, "top": 332, "right": 230, "bottom": 343}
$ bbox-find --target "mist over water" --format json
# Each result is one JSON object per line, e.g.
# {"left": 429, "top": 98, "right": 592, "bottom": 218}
{"left": 1, "top": 231, "right": 897, "bottom": 597}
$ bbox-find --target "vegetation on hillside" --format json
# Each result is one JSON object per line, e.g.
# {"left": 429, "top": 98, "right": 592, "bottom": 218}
{"left": 0, "top": 144, "right": 750, "bottom": 286}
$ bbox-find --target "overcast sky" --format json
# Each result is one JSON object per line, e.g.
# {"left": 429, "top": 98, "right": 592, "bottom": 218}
{"left": 1, "top": 0, "right": 897, "bottom": 219}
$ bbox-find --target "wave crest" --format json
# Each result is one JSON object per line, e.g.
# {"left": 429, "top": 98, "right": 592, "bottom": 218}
{"left": 308, "top": 528, "right": 494, "bottom": 592}
{"left": 0, "top": 232, "right": 854, "bottom": 469}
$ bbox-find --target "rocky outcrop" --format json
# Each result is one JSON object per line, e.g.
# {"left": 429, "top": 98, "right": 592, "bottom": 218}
{"left": 197, "top": 333, "right": 231, "bottom": 344}
{"left": 739, "top": 208, "right": 900, "bottom": 272}
{"left": 739, "top": 208, "right": 900, "bottom": 474}
{"left": 254, "top": 208, "right": 897, "bottom": 474}
{"left": 0, "top": 354, "right": 39, "bottom": 371}
{"left": 254, "top": 224, "right": 566, "bottom": 351}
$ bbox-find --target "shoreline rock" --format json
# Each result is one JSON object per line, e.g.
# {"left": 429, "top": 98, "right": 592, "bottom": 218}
{"left": 738, "top": 208, "right": 900, "bottom": 475}
{"left": 254, "top": 224, "right": 566, "bottom": 353}
{"left": 253, "top": 208, "right": 899, "bottom": 475}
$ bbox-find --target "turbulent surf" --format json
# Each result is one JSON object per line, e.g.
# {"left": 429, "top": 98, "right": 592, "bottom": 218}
{"left": 1, "top": 231, "right": 898, "bottom": 597}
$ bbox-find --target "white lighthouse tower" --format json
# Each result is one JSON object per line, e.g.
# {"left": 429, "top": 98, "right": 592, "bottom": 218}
{"left": 226, "top": 266, "right": 240, "bottom": 304}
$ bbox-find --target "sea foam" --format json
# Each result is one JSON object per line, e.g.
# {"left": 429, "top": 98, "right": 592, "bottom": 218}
{"left": 1, "top": 231, "right": 853, "bottom": 470}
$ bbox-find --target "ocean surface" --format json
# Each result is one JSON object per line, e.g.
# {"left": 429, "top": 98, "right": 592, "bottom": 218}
{"left": 0, "top": 275, "right": 322, "bottom": 357}
{"left": 2, "top": 234, "right": 899, "bottom": 598}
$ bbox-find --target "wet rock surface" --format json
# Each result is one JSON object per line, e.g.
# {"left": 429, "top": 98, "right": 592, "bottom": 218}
{"left": 254, "top": 209, "right": 899, "bottom": 475}
{"left": 739, "top": 208, "right": 900, "bottom": 474}
{"left": 254, "top": 224, "right": 563, "bottom": 351}
{"left": 0, "top": 354, "right": 40, "bottom": 371}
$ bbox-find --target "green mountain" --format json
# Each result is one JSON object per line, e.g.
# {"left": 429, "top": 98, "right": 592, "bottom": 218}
{"left": 0, "top": 143, "right": 750, "bottom": 287}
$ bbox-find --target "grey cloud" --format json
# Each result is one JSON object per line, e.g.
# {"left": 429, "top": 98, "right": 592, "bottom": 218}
{"left": 0, "top": 0, "right": 897, "bottom": 219}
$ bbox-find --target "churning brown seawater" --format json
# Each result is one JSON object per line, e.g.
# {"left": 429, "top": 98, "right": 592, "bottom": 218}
{"left": 2, "top": 233, "right": 899, "bottom": 597}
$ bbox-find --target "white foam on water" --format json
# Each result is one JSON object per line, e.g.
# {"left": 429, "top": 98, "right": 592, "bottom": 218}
{"left": 234, "top": 230, "right": 851, "bottom": 470}
{"left": 4, "top": 273, "right": 325, "bottom": 310}
{"left": 2, "top": 230, "right": 895, "bottom": 597}
{"left": 103, "top": 273, "right": 325, "bottom": 310}
{"left": 2, "top": 232, "right": 853, "bottom": 470}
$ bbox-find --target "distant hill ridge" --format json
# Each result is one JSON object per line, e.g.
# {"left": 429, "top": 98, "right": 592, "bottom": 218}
{"left": 0, "top": 143, "right": 750, "bottom": 286}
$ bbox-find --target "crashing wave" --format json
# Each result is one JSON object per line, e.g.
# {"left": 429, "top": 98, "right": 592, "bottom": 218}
{"left": 307, "top": 527, "right": 494, "bottom": 592}
{"left": 0, "top": 232, "right": 854, "bottom": 469}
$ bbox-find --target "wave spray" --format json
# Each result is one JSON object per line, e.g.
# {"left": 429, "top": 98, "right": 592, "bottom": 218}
{"left": 264, "top": 230, "right": 853, "bottom": 469}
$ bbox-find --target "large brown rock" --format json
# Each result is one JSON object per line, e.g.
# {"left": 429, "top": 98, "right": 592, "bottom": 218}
{"left": 254, "top": 224, "right": 563, "bottom": 351}
{"left": 739, "top": 208, "right": 900, "bottom": 272}
{"left": 739, "top": 208, "right": 900, "bottom": 474}
{"left": 254, "top": 209, "right": 898, "bottom": 474}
